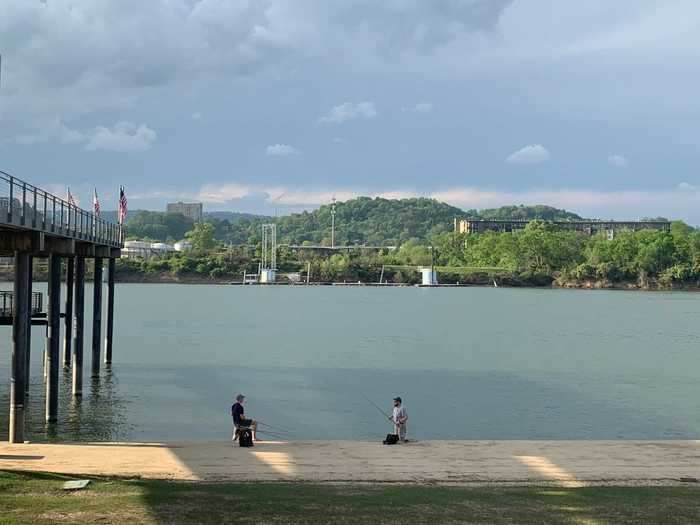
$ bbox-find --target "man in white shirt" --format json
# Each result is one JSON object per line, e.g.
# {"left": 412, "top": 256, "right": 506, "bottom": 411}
{"left": 390, "top": 396, "right": 408, "bottom": 442}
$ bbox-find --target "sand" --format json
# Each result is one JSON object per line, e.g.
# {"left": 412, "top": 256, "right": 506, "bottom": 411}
{"left": 1, "top": 440, "right": 699, "bottom": 486}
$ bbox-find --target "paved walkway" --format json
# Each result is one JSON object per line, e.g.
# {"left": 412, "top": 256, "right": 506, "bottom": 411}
{"left": 1, "top": 440, "right": 699, "bottom": 486}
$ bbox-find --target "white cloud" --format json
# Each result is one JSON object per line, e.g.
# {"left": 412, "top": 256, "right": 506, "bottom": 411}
{"left": 402, "top": 102, "right": 433, "bottom": 113}
{"left": 318, "top": 102, "right": 377, "bottom": 124}
{"left": 506, "top": 144, "right": 550, "bottom": 165}
{"left": 196, "top": 183, "right": 251, "bottom": 204}
{"left": 608, "top": 154, "right": 629, "bottom": 167}
{"left": 191, "top": 112, "right": 202, "bottom": 120}
{"left": 135, "top": 181, "right": 700, "bottom": 222}
{"left": 266, "top": 143, "right": 301, "bottom": 156}
{"left": 332, "top": 137, "right": 347, "bottom": 144}
{"left": 85, "top": 122, "right": 156, "bottom": 153}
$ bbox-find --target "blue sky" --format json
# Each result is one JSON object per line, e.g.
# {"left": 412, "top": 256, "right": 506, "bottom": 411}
{"left": 1, "top": 0, "right": 700, "bottom": 222}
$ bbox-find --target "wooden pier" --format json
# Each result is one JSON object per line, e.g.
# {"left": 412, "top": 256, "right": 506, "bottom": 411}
{"left": 0, "top": 171, "right": 122, "bottom": 443}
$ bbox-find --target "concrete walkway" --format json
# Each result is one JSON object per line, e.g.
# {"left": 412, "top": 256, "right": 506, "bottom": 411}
{"left": 1, "top": 440, "right": 699, "bottom": 486}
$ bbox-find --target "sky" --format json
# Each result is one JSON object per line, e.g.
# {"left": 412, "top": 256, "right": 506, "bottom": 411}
{"left": 1, "top": 0, "right": 700, "bottom": 223}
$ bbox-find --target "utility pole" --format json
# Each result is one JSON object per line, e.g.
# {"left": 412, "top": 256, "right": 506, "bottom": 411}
{"left": 331, "top": 197, "right": 336, "bottom": 248}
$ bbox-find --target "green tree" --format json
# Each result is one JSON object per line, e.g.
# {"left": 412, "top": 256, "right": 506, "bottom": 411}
{"left": 186, "top": 223, "right": 217, "bottom": 251}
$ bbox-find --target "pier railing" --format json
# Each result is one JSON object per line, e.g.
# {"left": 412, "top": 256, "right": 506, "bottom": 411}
{"left": 0, "top": 291, "right": 43, "bottom": 316}
{"left": 0, "top": 171, "right": 122, "bottom": 248}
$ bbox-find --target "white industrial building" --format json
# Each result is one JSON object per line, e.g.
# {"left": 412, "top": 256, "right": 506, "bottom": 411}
{"left": 122, "top": 240, "right": 192, "bottom": 259}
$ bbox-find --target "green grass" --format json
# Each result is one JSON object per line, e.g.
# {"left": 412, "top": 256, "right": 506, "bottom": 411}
{"left": 1, "top": 470, "right": 700, "bottom": 524}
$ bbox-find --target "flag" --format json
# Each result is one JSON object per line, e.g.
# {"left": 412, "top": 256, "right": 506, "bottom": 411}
{"left": 93, "top": 188, "right": 101, "bottom": 217}
{"left": 67, "top": 187, "right": 76, "bottom": 207}
{"left": 118, "top": 186, "right": 128, "bottom": 224}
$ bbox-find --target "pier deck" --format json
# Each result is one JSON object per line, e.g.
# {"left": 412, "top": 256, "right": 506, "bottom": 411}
{"left": 1, "top": 440, "right": 698, "bottom": 486}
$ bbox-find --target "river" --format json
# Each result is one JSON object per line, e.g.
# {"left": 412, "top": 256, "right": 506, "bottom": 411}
{"left": 1, "top": 284, "right": 699, "bottom": 442}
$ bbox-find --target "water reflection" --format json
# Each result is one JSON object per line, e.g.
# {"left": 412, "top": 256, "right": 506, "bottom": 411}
{"left": 0, "top": 364, "right": 132, "bottom": 442}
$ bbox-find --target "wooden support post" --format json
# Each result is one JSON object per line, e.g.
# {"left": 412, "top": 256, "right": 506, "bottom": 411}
{"left": 9, "top": 251, "right": 30, "bottom": 443}
{"left": 63, "top": 257, "right": 74, "bottom": 367}
{"left": 72, "top": 256, "right": 85, "bottom": 396}
{"left": 45, "top": 254, "right": 61, "bottom": 423}
{"left": 104, "top": 257, "right": 115, "bottom": 365}
{"left": 25, "top": 256, "right": 32, "bottom": 397}
{"left": 91, "top": 257, "right": 103, "bottom": 378}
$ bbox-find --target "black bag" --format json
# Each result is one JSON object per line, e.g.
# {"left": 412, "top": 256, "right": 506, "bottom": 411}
{"left": 239, "top": 428, "right": 254, "bottom": 447}
{"left": 383, "top": 433, "right": 399, "bottom": 445}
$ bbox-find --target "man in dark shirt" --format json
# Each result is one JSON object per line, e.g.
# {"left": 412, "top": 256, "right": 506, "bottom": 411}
{"left": 231, "top": 394, "right": 259, "bottom": 441}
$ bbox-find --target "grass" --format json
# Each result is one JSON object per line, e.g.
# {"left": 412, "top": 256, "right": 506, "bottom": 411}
{"left": 1, "top": 470, "right": 700, "bottom": 524}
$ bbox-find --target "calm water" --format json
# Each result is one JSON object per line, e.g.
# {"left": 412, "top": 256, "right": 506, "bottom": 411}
{"left": 1, "top": 284, "right": 699, "bottom": 442}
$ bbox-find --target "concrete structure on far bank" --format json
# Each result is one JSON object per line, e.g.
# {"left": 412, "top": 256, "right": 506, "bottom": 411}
{"left": 167, "top": 201, "right": 203, "bottom": 223}
{"left": 122, "top": 240, "right": 192, "bottom": 259}
{"left": 454, "top": 218, "right": 671, "bottom": 237}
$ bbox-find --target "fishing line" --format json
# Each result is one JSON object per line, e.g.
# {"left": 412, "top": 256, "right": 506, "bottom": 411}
{"left": 361, "top": 393, "right": 392, "bottom": 420}
{"left": 255, "top": 429, "right": 291, "bottom": 440}
{"left": 258, "top": 421, "right": 294, "bottom": 434}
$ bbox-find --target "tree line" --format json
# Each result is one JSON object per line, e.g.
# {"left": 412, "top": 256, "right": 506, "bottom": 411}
{"left": 116, "top": 220, "right": 700, "bottom": 288}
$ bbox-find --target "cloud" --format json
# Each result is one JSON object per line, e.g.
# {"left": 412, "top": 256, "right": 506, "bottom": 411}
{"left": 506, "top": 144, "right": 550, "bottom": 165}
{"left": 191, "top": 112, "right": 202, "bottom": 120}
{"left": 402, "top": 102, "right": 433, "bottom": 113}
{"left": 12, "top": 117, "right": 85, "bottom": 145}
{"left": 318, "top": 102, "right": 377, "bottom": 124}
{"left": 196, "top": 183, "right": 251, "bottom": 204}
{"left": 266, "top": 143, "right": 301, "bottom": 156}
{"left": 131, "top": 181, "right": 700, "bottom": 222}
{"left": 332, "top": 137, "right": 347, "bottom": 144}
{"left": 85, "top": 122, "right": 157, "bottom": 153}
{"left": 608, "top": 154, "right": 629, "bottom": 167}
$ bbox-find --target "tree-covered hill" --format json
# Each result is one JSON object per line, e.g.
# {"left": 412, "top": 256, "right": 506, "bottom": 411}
{"left": 465, "top": 204, "right": 583, "bottom": 221}
{"left": 273, "top": 197, "right": 464, "bottom": 245}
{"left": 120, "top": 198, "right": 585, "bottom": 245}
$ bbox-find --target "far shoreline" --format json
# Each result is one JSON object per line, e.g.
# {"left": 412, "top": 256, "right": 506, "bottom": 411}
{"left": 2, "top": 272, "right": 698, "bottom": 292}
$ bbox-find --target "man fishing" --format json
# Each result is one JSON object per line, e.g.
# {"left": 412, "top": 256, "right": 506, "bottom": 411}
{"left": 389, "top": 396, "right": 408, "bottom": 442}
{"left": 231, "top": 394, "right": 260, "bottom": 442}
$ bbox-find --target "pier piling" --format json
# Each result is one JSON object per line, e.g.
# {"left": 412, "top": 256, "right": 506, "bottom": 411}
{"left": 9, "top": 251, "right": 30, "bottom": 443}
{"left": 0, "top": 171, "right": 123, "bottom": 443}
{"left": 91, "top": 257, "right": 103, "bottom": 378}
{"left": 104, "top": 257, "right": 115, "bottom": 365}
{"left": 45, "top": 254, "right": 61, "bottom": 423}
{"left": 63, "top": 257, "right": 74, "bottom": 367}
{"left": 72, "top": 256, "right": 85, "bottom": 396}
{"left": 25, "top": 256, "right": 32, "bottom": 397}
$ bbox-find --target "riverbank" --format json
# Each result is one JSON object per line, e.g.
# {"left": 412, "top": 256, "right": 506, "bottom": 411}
{"left": 2, "top": 271, "right": 699, "bottom": 290}
{"left": 2, "top": 440, "right": 699, "bottom": 485}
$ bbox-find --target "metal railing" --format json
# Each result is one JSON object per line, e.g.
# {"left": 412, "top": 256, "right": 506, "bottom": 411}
{"left": 0, "top": 171, "right": 122, "bottom": 248}
{"left": 0, "top": 291, "right": 43, "bottom": 316}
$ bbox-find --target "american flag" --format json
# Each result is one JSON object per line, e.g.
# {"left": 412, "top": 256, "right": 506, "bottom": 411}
{"left": 118, "top": 186, "right": 128, "bottom": 224}
{"left": 93, "top": 188, "right": 101, "bottom": 217}
{"left": 67, "top": 187, "right": 76, "bottom": 207}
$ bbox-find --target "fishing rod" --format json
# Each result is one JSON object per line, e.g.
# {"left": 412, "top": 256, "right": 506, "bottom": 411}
{"left": 361, "top": 393, "right": 391, "bottom": 420}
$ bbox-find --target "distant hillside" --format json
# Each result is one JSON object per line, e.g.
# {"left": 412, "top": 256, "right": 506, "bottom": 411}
{"left": 204, "top": 211, "right": 269, "bottom": 222}
{"left": 464, "top": 205, "right": 583, "bottom": 221}
{"left": 119, "top": 198, "right": 586, "bottom": 244}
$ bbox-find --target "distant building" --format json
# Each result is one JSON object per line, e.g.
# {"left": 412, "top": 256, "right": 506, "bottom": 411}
{"left": 454, "top": 218, "right": 671, "bottom": 237}
{"left": 174, "top": 241, "right": 192, "bottom": 252}
{"left": 122, "top": 241, "right": 176, "bottom": 259}
{"left": 167, "top": 201, "right": 203, "bottom": 222}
